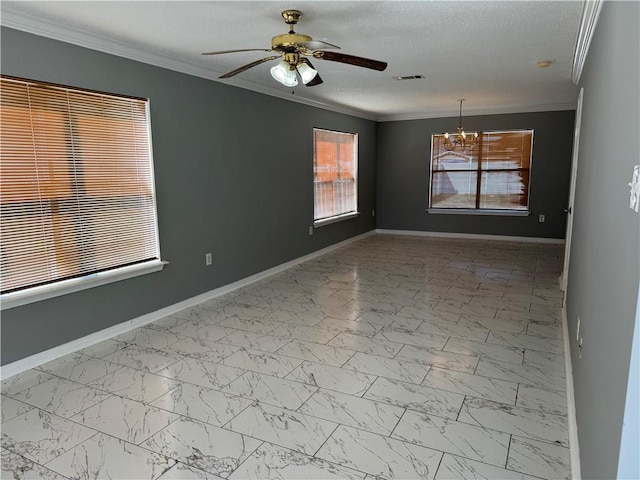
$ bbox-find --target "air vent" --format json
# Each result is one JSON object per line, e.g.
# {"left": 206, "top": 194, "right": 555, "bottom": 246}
{"left": 393, "top": 75, "right": 425, "bottom": 80}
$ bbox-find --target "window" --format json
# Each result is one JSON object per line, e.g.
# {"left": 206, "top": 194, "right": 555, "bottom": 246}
{"left": 313, "top": 128, "right": 358, "bottom": 225}
{"left": 0, "top": 76, "right": 163, "bottom": 308}
{"left": 429, "top": 129, "right": 534, "bottom": 213}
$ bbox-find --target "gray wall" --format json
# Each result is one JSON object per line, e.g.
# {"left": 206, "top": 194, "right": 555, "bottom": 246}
{"left": 0, "top": 27, "right": 377, "bottom": 365}
{"left": 565, "top": 2, "right": 640, "bottom": 478}
{"left": 376, "top": 111, "right": 575, "bottom": 238}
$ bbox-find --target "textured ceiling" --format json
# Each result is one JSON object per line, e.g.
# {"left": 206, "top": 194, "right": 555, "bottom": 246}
{"left": 1, "top": 1, "right": 584, "bottom": 120}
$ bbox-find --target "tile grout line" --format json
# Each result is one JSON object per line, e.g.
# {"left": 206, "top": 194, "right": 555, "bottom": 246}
{"left": 310, "top": 422, "right": 341, "bottom": 458}
{"left": 431, "top": 449, "right": 446, "bottom": 479}
{"left": 358, "top": 375, "right": 381, "bottom": 399}
{"left": 504, "top": 434, "right": 513, "bottom": 469}
{"left": 387, "top": 407, "right": 408, "bottom": 439}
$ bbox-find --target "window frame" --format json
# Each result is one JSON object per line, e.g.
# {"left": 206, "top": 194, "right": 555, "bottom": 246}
{"left": 427, "top": 128, "right": 534, "bottom": 216}
{"left": 0, "top": 75, "right": 166, "bottom": 310}
{"left": 312, "top": 128, "right": 359, "bottom": 227}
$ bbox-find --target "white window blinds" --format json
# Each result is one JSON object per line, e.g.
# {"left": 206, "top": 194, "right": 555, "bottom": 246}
{"left": 313, "top": 128, "right": 358, "bottom": 222}
{"left": 0, "top": 76, "right": 160, "bottom": 295}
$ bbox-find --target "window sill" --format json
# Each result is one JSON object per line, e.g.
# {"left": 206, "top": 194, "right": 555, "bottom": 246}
{"left": 314, "top": 212, "right": 360, "bottom": 228}
{"left": 1, "top": 259, "right": 168, "bottom": 310}
{"left": 427, "top": 209, "right": 531, "bottom": 217}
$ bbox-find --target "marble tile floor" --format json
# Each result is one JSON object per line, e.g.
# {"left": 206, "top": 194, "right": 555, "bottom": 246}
{"left": 1, "top": 235, "right": 571, "bottom": 479}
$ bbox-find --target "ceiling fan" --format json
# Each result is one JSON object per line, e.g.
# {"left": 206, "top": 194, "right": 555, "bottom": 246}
{"left": 202, "top": 9, "right": 388, "bottom": 87}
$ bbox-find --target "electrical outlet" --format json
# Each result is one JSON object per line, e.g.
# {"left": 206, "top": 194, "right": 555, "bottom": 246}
{"left": 308, "top": 226, "right": 313, "bottom": 236}
{"left": 538, "top": 214, "right": 545, "bottom": 222}
{"left": 372, "top": 209, "right": 375, "bottom": 217}
{"left": 205, "top": 252, "right": 212, "bottom": 266}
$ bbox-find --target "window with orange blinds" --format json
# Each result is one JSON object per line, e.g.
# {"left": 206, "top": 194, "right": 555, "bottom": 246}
{"left": 313, "top": 128, "right": 358, "bottom": 223}
{"left": 0, "top": 76, "right": 161, "bottom": 298}
{"left": 430, "top": 130, "right": 534, "bottom": 211}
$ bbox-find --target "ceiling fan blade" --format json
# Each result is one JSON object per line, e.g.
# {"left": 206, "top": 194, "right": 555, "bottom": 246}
{"left": 219, "top": 55, "right": 280, "bottom": 78}
{"left": 202, "top": 48, "right": 272, "bottom": 56}
{"left": 313, "top": 51, "right": 387, "bottom": 71}
{"left": 299, "top": 58, "right": 323, "bottom": 86}
{"left": 299, "top": 40, "right": 340, "bottom": 50}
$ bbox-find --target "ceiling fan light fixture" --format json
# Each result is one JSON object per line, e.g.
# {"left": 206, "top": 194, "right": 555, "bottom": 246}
{"left": 270, "top": 60, "right": 298, "bottom": 86}
{"left": 270, "top": 60, "right": 290, "bottom": 83}
{"left": 297, "top": 62, "right": 318, "bottom": 84}
{"left": 282, "top": 67, "right": 299, "bottom": 87}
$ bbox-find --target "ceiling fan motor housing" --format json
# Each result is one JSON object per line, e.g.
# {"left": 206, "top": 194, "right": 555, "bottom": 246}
{"left": 271, "top": 33, "right": 312, "bottom": 51}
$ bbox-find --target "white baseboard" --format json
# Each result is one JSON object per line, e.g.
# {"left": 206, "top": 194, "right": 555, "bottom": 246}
{"left": 376, "top": 229, "right": 566, "bottom": 244}
{"left": 1, "top": 230, "right": 375, "bottom": 379}
{"left": 562, "top": 305, "right": 582, "bottom": 479}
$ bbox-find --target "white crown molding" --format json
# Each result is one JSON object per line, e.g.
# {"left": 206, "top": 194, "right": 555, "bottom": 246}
{"left": 571, "top": 0, "right": 603, "bottom": 84}
{"left": 377, "top": 103, "right": 577, "bottom": 122}
{"left": 0, "top": 10, "right": 378, "bottom": 121}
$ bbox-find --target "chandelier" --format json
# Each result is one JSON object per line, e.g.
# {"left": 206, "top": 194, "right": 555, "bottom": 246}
{"left": 444, "top": 99, "right": 478, "bottom": 152}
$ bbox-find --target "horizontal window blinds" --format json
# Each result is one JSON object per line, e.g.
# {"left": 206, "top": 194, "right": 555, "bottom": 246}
{"left": 0, "top": 76, "right": 160, "bottom": 294}
{"left": 430, "top": 130, "right": 533, "bottom": 211}
{"left": 313, "top": 129, "right": 358, "bottom": 221}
